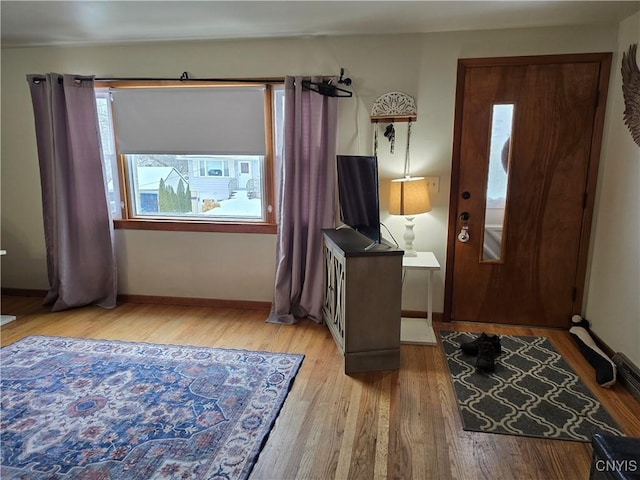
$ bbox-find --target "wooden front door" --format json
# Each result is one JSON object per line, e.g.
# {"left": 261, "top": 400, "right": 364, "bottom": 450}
{"left": 445, "top": 54, "right": 611, "bottom": 327}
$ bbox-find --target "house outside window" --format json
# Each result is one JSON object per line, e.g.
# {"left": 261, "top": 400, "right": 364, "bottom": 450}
{"left": 95, "top": 81, "right": 283, "bottom": 233}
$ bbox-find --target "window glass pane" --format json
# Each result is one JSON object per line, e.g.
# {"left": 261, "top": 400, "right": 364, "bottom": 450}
{"left": 95, "top": 91, "right": 121, "bottom": 218}
{"left": 273, "top": 87, "right": 285, "bottom": 217}
{"left": 126, "top": 154, "right": 265, "bottom": 221}
{"left": 482, "top": 103, "right": 514, "bottom": 262}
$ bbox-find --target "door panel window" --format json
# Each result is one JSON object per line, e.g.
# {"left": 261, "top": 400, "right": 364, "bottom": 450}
{"left": 482, "top": 103, "right": 514, "bottom": 262}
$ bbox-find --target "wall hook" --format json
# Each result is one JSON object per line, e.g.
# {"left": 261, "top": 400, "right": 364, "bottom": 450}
{"left": 338, "top": 68, "right": 352, "bottom": 86}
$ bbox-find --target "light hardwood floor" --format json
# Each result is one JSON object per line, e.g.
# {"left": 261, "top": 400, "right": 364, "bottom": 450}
{"left": 2, "top": 295, "right": 639, "bottom": 480}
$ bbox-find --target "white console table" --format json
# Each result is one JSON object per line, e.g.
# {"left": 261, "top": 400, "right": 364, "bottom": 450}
{"left": 401, "top": 251, "right": 440, "bottom": 345}
{"left": 0, "top": 249, "right": 17, "bottom": 326}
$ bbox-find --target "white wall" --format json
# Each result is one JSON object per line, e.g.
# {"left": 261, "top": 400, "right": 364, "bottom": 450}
{"left": 585, "top": 13, "right": 640, "bottom": 365}
{"left": 1, "top": 24, "right": 619, "bottom": 313}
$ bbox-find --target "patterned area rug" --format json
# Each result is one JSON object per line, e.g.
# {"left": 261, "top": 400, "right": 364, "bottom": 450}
{"left": 440, "top": 331, "right": 624, "bottom": 442}
{"left": 1, "top": 335, "right": 304, "bottom": 479}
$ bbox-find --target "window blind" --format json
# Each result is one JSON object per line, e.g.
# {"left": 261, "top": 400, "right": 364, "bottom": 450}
{"left": 111, "top": 86, "right": 266, "bottom": 155}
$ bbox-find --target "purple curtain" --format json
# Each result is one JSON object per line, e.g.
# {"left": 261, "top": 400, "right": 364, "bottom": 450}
{"left": 27, "top": 73, "right": 117, "bottom": 311}
{"left": 268, "top": 76, "right": 338, "bottom": 324}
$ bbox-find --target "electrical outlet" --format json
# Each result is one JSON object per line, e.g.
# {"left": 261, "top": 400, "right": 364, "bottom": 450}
{"left": 424, "top": 176, "right": 440, "bottom": 193}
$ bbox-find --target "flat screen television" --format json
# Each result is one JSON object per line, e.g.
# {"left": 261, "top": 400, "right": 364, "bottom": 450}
{"left": 336, "top": 155, "right": 381, "bottom": 244}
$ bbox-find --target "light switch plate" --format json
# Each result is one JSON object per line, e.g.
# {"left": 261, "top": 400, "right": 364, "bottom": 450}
{"left": 424, "top": 176, "right": 440, "bottom": 193}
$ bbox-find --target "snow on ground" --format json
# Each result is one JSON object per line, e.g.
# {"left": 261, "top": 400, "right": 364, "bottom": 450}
{"left": 202, "top": 190, "right": 262, "bottom": 218}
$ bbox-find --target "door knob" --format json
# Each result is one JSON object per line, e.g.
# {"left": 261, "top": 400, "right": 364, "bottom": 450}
{"left": 458, "top": 211, "right": 470, "bottom": 242}
{"left": 458, "top": 225, "right": 470, "bottom": 243}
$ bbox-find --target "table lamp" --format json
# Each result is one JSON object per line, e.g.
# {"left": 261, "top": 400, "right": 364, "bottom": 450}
{"left": 389, "top": 176, "right": 431, "bottom": 256}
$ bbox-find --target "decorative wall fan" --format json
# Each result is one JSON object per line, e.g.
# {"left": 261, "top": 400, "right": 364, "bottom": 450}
{"left": 622, "top": 43, "right": 640, "bottom": 147}
{"left": 370, "top": 91, "right": 417, "bottom": 119}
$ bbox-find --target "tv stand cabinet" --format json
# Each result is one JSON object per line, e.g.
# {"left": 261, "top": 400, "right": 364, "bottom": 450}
{"left": 322, "top": 229, "right": 403, "bottom": 374}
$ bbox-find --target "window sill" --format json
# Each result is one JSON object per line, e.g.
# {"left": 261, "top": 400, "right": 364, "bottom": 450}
{"left": 113, "top": 219, "right": 277, "bottom": 234}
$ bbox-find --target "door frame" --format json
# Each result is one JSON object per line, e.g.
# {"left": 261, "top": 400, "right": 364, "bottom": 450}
{"left": 443, "top": 52, "right": 612, "bottom": 322}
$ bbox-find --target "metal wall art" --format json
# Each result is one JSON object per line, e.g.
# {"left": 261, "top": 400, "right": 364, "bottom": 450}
{"left": 622, "top": 43, "right": 640, "bottom": 147}
{"left": 371, "top": 92, "right": 417, "bottom": 156}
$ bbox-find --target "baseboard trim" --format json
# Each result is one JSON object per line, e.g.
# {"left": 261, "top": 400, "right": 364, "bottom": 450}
{"left": 402, "top": 310, "right": 443, "bottom": 322}
{"left": 1, "top": 289, "right": 271, "bottom": 311}
{"left": 4, "top": 289, "right": 430, "bottom": 317}
{"left": 1, "top": 288, "right": 47, "bottom": 297}
{"left": 117, "top": 294, "right": 271, "bottom": 311}
{"left": 588, "top": 329, "right": 615, "bottom": 358}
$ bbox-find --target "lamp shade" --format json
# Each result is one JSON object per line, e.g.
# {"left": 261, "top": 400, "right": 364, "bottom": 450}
{"left": 389, "top": 177, "right": 431, "bottom": 215}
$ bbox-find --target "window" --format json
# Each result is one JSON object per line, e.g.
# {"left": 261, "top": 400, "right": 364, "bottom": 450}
{"left": 96, "top": 92, "right": 120, "bottom": 218}
{"left": 482, "top": 103, "right": 514, "bottom": 262}
{"left": 95, "top": 81, "right": 283, "bottom": 233}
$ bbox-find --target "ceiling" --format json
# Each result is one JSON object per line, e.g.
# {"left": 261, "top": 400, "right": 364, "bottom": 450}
{"left": 2, "top": 1, "right": 639, "bottom": 48}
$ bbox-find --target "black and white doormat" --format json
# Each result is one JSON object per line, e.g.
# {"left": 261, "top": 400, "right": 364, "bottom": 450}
{"left": 440, "top": 331, "right": 624, "bottom": 442}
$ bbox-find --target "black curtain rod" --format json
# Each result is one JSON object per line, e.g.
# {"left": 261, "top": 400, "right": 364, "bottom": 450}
{"left": 30, "top": 73, "right": 280, "bottom": 83}
{"left": 32, "top": 71, "right": 342, "bottom": 85}
{"left": 31, "top": 72, "right": 353, "bottom": 99}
